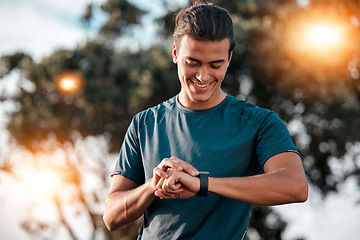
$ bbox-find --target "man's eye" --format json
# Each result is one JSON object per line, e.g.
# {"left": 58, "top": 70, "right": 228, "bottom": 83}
{"left": 186, "top": 61, "right": 199, "bottom": 67}
{"left": 210, "top": 65, "right": 221, "bottom": 69}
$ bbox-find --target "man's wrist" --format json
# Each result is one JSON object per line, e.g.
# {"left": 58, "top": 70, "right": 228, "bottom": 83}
{"left": 197, "top": 171, "right": 210, "bottom": 197}
{"left": 146, "top": 178, "right": 157, "bottom": 194}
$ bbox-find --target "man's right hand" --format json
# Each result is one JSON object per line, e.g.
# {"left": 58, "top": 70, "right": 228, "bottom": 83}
{"left": 152, "top": 156, "right": 199, "bottom": 198}
{"left": 155, "top": 169, "right": 200, "bottom": 199}
{"left": 153, "top": 156, "right": 199, "bottom": 183}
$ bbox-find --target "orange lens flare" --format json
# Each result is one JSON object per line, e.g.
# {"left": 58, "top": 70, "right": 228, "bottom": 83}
{"left": 25, "top": 168, "right": 61, "bottom": 195}
{"left": 303, "top": 23, "right": 345, "bottom": 50}
{"left": 17, "top": 152, "right": 78, "bottom": 199}
{"left": 299, "top": 21, "right": 348, "bottom": 56}
{"left": 59, "top": 78, "right": 78, "bottom": 92}
{"left": 54, "top": 70, "right": 85, "bottom": 95}
{"left": 20, "top": 164, "right": 62, "bottom": 197}
{"left": 284, "top": 11, "right": 355, "bottom": 69}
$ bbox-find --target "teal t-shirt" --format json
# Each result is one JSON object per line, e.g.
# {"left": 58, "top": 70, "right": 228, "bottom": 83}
{"left": 113, "top": 95, "right": 299, "bottom": 240}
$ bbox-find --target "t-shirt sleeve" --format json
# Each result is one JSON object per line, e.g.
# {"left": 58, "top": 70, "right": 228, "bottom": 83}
{"left": 112, "top": 116, "right": 145, "bottom": 185}
{"left": 255, "top": 111, "right": 300, "bottom": 168}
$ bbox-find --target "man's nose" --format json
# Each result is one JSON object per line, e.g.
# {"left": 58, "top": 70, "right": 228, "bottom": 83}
{"left": 196, "top": 66, "right": 210, "bottom": 82}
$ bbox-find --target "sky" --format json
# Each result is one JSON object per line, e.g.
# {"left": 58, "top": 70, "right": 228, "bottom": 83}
{"left": 0, "top": 0, "right": 98, "bottom": 61}
{"left": 0, "top": 0, "right": 360, "bottom": 239}
{"left": 0, "top": 0, "right": 187, "bottom": 61}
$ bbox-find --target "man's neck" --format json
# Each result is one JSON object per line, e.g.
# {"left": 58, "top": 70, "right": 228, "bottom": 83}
{"left": 178, "top": 91, "right": 227, "bottom": 110}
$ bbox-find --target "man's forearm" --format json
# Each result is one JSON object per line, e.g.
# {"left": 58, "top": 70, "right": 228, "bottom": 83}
{"left": 103, "top": 179, "right": 156, "bottom": 231}
{"left": 208, "top": 169, "right": 308, "bottom": 206}
{"left": 152, "top": 153, "right": 308, "bottom": 204}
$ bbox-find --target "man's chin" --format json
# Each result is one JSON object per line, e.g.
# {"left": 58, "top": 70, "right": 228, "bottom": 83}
{"left": 190, "top": 96, "right": 210, "bottom": 104}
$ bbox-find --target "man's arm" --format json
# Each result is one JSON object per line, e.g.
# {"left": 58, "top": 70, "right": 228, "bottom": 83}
{"left": 103, "top": 175, "right": 156, "bottom": 231}
{"left": 156, "top": 152, "right": 308, "bottom": 205}
{"left": 103, "top": 157, "right": 199, "bottom": 231}
{"left": 208, "top": 152, "right": 308, "bottom": 205}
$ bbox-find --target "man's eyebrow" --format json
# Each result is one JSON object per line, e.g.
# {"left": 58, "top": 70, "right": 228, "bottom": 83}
{"left": 186, "top": 57, "right": 225, "bottom": 64}
{"left": 186, "top": 57, "right": 201, "bottom": 63}
{"left": 209, "top": 59, "right": 225, "bottom": 64}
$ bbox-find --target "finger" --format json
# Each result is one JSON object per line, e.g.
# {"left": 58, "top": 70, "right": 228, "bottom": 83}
{"left": 155, "top": 190, "right": 175, "bottom": 199}
{"left": 169, "top": 156, "right": 199, "bottom": 176}
{"left": 174, "top": 182, "right": 183, "bottom": 189}
{"left": 164, "top": 185, "right": 184, "bottom": 194}
{"left": 181, "top": 164, "right": 199, "bottom": 177}
{"left": 158, "top": 176, "right": 183, "bottom": 194}
{"left": 164, "top": 181, "right": 182, "bottom": 191}
{"left": 154, "top": 190, "right": 164, "bottom": 199}
{"left": 163, "top": 187, "right": 183, "bottom": 194}
{"left": 158, "top": 158, "right": 182, "bottom": 171}
{"left": 156, "top": 177, "right": 165, "bottom": 190}
{"left": 159, "top": 157, "right": 199, "bottom": 176}
{"left": 153, "top": 167, "right": 168, "bottom": 180}
{"left": 162, "top": 173, "right": 181, "bottom": 191}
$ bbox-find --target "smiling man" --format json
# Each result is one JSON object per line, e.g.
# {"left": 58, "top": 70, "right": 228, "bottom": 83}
{"left": 103, "top": 2, "right": 308, "bottom": 239}
{"left": 174, "top": 35, "right": 231, "bottom": 109}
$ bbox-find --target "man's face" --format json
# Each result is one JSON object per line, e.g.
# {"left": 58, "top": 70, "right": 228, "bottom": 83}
{"left": 172, "top": 35, "right": 232, "bottom": 110}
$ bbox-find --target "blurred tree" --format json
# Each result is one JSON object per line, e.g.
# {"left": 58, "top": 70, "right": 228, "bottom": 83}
{"left": 1, "top": 0, "right": 360, "bottom": 239}
{"left": 94, "top": 0, "right": 146, "bottom": 40}
{"left": 238, "top": 0, "right": 360, "bottom": 192}
{"left": 2, "top": 41, "right": 178, "bottom": 154}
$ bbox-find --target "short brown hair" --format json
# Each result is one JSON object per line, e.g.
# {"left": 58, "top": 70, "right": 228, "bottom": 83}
{"left": 173, "top": 2, "right": 236, "bottom": 56}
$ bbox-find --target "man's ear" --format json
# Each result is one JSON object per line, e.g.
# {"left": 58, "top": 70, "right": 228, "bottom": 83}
{"left": 172, "top": 43, "right": 178, "bottom": 64}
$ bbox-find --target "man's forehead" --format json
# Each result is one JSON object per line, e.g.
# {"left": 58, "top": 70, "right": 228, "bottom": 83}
{"left": 177, "top": 36, "right": 230, "bottom": 59}
{"left": 179, "top": 35, "right": 230, "bottom": 48}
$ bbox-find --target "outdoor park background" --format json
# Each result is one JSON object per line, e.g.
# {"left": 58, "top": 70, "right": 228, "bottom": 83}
{"left": 0, "top": 0, "right": 360, "bottom": 239}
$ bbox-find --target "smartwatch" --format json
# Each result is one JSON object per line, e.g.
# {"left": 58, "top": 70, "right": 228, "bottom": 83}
{"left": 197, "top": 171, "right": 210, "bottom": 197}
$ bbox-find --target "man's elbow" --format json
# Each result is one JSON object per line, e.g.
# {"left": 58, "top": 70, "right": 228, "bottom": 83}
{"left": 103, "top": 213, "right": 119, "bottom": 232}
{"left": 294, "top": 180, "right": 308, "bottom": 203}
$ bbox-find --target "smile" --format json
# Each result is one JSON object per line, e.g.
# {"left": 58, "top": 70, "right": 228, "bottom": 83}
{"left": 193, "top": 82, "right": 211, "bottom": 88}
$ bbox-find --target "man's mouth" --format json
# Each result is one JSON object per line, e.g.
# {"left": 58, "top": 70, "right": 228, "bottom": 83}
{"left": 193, "top": 82, "right": 211, "bottom": 88}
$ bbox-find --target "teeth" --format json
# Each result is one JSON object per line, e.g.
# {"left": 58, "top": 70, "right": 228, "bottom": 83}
{"left": 194, "top": 82, "right": 210, "bottom": 88}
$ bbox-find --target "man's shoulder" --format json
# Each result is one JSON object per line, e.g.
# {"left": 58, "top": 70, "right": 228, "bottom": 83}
{"left": 225, "top": 95, "right": 271, "bottom": 120}
{"left": 133, "top": 96, "right": 177, "bottom": 124}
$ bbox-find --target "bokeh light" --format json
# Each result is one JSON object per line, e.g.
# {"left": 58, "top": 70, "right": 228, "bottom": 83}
{"left": 20, "top": 165, "right": 62, "bottom": 197}
{"left": 301, "top": 22, "right": 346, "bottom": 52}
{"left": 284, "top": 9, "right": 356, "bottom": 69}
{"left": 16, "top": 152, "right": 79, "bottom": 199}
{"left": 54, "top": 70, "right": 85, "bottom": 96}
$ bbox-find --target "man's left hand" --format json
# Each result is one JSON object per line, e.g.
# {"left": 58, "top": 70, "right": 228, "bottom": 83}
{"left": 155, "top": 169, "right": 200, "bottom": 199}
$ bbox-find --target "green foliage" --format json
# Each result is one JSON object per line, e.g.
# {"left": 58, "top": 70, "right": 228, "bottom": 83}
{"left": 99, "top": 0, "right": 146, "bottom": 39}
{"left": 2, "top": 40, "right": 178, "bottom": 153}
{"left": 236, "top": 0, "right": 360, "bottom": 195}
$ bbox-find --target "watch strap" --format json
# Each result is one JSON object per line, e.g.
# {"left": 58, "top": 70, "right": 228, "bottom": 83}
{"left": 197, "top": 171, "right": 210, "bottom": 197}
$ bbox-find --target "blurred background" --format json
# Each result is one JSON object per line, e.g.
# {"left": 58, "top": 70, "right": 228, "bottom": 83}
{"left": 0, "top": 0, "right": 360, "bottom": 239}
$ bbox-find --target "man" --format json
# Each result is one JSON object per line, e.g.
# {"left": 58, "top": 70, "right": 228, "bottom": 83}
{"left": 103, "top": 2, "right": 308, "bottom": 239}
